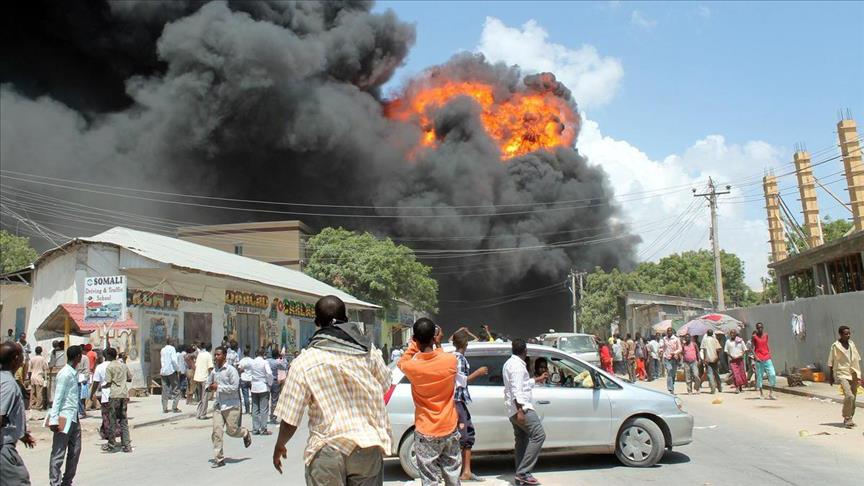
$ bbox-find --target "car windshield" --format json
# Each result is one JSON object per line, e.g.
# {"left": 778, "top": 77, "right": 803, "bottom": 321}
{"left": 558, "top": 336, "right": 596, "bottom": 353}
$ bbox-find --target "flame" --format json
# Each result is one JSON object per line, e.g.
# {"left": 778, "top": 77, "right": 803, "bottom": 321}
{"left": 385, "top": 80, "right": 578, "bottom": 159}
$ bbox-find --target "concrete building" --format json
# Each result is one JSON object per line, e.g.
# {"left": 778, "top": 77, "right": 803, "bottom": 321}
{"left": 24, "top": 226, "right": 377, "bottom": 389}
{"left": 0, "top": 266, "right": 33, "bottom": 339}
{"left": 769, "top": 230, "right": 864, "bottom": 301}
{"left": 619, "top": 292, "right": 713, "bottom": 337}
{"left": 177, "top": 220, "right": 314, "bottom": 270}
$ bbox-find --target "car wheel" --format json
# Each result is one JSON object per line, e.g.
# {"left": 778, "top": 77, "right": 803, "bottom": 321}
{"left": 398, "top": 430, "right": 420, "bottom": 479}
{"left": 615, "top": 417, "right": 665, "bottom": 467}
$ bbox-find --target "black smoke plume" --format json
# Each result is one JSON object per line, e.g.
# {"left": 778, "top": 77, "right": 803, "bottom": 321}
{"left": 1, "top": 0, "right": 637, "bottom": 337}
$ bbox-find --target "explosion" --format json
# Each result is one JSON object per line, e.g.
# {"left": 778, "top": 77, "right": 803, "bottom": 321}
{"left": 386, "top": 76, "right": 579, "bottom": 159}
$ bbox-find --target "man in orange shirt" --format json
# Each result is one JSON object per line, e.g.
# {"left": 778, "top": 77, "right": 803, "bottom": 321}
{"left": 398, "top": 318, "right": 461, "bottom": 486}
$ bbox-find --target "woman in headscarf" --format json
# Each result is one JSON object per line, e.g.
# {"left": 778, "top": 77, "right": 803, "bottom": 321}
{"left": 724, "top": 329, "right": 749, "bottom": 393}
{"left": 600, "top": 343, "right": 614, "bottom": 374}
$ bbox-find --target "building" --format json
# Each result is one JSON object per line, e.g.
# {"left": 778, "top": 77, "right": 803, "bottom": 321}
{"left": 24, "top": 226, "right": 378, "bottom": 389}
{"left": 769, "top": 230, "right": 864, "bottom": 301}
{"left": 620, "top": 292, "right": 713, "bottom": 337}
{"left": 0, "top": 266, "right": 33, "bottom": 339}
{"left": 177, "top": 220, "right": 314, "bottom": 270}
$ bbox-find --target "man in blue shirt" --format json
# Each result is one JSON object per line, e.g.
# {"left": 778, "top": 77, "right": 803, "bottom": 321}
{"left": 48, "top": 345, "right": 83, "bottom": 486}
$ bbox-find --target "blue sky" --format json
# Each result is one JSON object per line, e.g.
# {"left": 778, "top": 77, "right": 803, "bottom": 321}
{"left": 375, "top": 1, "right": 864, "bottom": 288}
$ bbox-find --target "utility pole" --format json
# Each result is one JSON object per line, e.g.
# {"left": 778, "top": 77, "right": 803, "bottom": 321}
{"left": 694, "top": 178, "right": 731, "bottom": 310}
{"left": 569, "top": 268, "right": 586, "bottom": 333}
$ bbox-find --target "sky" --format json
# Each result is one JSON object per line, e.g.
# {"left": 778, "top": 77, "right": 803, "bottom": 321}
{"left": 375, "top": 0, "right": 864, "bottom": 289}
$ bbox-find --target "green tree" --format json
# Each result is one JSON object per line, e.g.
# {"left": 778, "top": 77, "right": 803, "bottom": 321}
{"left": 304, "top": 227, "right": 438, "bottom": 313}
{"left": 822, "top": 215, "right": 853, "bottom": 242}
{"left": 0, "top": 230, "right": 39, "bottom": 273}
{"left": 579, "top": 249, "right": 758, "bottom": 330}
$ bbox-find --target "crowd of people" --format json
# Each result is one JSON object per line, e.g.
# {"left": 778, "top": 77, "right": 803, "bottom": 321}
{"left": 1, "top": 313, "right": 859, "bottom": 485}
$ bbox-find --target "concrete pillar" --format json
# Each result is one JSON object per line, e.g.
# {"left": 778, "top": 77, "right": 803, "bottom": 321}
{"left": 837, "top": 118, "right": 864, "bottom": 231}
{"left": 793, "top": 151, "right": 824, "bottom": 247}
{"left": 763, "top": 175, "right": 788, "bottom": 262}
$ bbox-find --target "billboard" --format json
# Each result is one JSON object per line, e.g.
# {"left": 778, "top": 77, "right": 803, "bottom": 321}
{"left": 84, "top": 275, "right": 127, "bottom": 322}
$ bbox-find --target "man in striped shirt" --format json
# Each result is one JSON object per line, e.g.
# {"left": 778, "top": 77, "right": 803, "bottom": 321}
{"left": 272, "top": 296, "right": 391, "bottom": 486}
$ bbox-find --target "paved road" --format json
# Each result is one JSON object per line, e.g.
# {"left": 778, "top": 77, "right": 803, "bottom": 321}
{"left": 18, "top": 382, "right": 862, "bottom": 486}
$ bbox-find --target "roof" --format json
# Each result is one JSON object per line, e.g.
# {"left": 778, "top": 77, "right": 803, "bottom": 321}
{"left": 36, "top": 227, "right": 378, "bottom": 309}
{"left": 622, "top": 291, "right": 713, "bottom": 309}
{"left": 768, "top": 230, "right": 864, "bottom": 276}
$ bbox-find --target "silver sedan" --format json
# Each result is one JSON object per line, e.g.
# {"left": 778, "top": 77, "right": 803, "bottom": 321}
{"left": 385, "top": 343, "right": 693, "bottom": 478}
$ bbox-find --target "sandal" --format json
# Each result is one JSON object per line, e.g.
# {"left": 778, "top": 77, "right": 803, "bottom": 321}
{"left": 461, "top": 473, "right": 485, "bottom": 482}
{"left": 243, "top": 433, "right": 252, "bottom": 448}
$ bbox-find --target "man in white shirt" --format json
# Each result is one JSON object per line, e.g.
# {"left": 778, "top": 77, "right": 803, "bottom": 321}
{"left": 249, "top": 348, "right": 274, "bottom": 435}
{"left": 93, "top": 348, "right": 116, "bottom": 441}
{"left": 195, "top": 343, "right": 215, "bottom": 419}
{"left": 502, "top": 339, "right": 547, "bottom": 486}
{"left": 160, "top": 338, "right": 181, "bottom": 413}
{"left": 700, "top": 330, "right": 723, "bottom": 394}
{"left": 175, "top": 345, "right": 189, "bottom": 405}
{"left": 237, "top": 355, "right": 254, "bottom": 415}
{"left": 646, "top": 337, "right": 660, "bottom": 382}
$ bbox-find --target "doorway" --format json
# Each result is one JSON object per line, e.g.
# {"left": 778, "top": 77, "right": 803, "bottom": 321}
{"left": 184, "top": 312, "right": 213, "bottom": 346}
{"left": 235, "top": 313, "right": 260, "bottom": 355}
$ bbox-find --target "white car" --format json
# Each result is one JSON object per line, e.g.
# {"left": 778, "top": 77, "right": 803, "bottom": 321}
{"left": 541, "top": 332, "right": 601, "bottom": 366}
{"left": 385, "top": 343, "right": 693, "bottom": 478}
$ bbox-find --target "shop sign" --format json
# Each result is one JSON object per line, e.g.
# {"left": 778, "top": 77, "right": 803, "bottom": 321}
{"left": 271, "top": 297, "right": 315, "bottom": 319}
{"left": 127, "top": 289, "right": 199, "bottom": 309}
{"left": 225, "top": 290, "right": 269, "bottom": 309}
{"left": 84, "top": 275, "right": 127, "bottom": 322}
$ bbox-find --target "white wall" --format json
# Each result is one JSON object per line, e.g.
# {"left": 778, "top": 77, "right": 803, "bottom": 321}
{"left": 27, "top": 249, "right": 79, "bottom": 347}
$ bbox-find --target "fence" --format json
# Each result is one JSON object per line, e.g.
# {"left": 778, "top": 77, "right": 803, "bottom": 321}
{"left": 725, "top": 291, "right": 863, "bottom": 375}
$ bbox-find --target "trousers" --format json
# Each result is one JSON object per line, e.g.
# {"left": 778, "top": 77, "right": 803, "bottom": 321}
{"left": 0, "top": 444, "right": 31, "bottom": 486}
{"left": 251, "top": 391, "right": 269, "bottom": 432}
{"left": 755, "top": 359, "right": 777, "bottom": 390}
{"left": 414, "top": 430, "right": 461, "bottom": 486}
{"left": 683, "top": 360, "right": 701, "bottom": 392}
{"left": 196, "top": 381, "right": 211, "bottom": 418}
{"left": 664, "top": 358, "right": 680, "bottom": 394}
{"left": 161, "top": 373, "right": 180, "bottom": 411}
{"left": 305, "top": 445, "right": 384, "bottom": 486}
{"left": 839, "top": 373, "right": 859, "bottom": 420}
{"left": 212, "top": 407, "right": 249, "bottom": 462}
{"left": 50, "top": 421, "right": 81, "bottom": 486}
{"left": 185, "top": 370, "right": 197, "bottom": 403}
{"left": 509, "top": 409, "right": 546, "bottom": 477}
{"left": 240, "top": 380, "right": 251, "bottom": 413}
{"left": 107, "top": 398, "right": 131, "bottom": 447}
{"left": 31, "top": 384, "right": 47, "bottom": 411}
{"left": 704, "top": 361, "right": 722, "bottom": 393}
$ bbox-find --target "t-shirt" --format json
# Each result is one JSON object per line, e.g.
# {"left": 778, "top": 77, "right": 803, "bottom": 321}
{"left": 397, "top": 341, "right": 457, "bottom": 437}
{"left": 238, "top": 357, "right": 254, "bottom": 382}
{"left": 193, "top": 351, "right": 214, "bottom": 382}
{"left": 700, "top": 335, "right": 721, "bottom": 363}
{"left": 752, "top": 333, "right": 771, "bottom": 361}
{"left": 105, "top": 361, "right": 132, "bottom": 399}
{"left": 86, "top": 351, "right": 97, "bottom": 373}
{"left": 612, "top": 342, "right": 623, "bottom": 361}
{"left": 682, "top": 343, "right": 699, "bottom": 363}
{"left": 725, "top": 338, "right": 747, "bottom": 360}
{"left": 93, "top": 361, "right": 111, "bottom": 403}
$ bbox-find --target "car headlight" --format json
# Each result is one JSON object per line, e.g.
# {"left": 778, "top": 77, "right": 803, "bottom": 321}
{"left": 674, "top": 396, "right": 685, "bottom": 412}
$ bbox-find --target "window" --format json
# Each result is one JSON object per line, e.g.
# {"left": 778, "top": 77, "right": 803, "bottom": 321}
{"left": 464, "top": 354, "right": 509, "bottom": 386}
{"left": 532, "top": 354, "right": 596, "bottom": 389}
{"left": 234, "top": 243, "right": 243, "bottom": 256}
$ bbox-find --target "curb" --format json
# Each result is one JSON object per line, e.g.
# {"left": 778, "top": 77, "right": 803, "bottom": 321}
{"left": 765, "top": 385, "right": 864, "bottom": 408}
{"left": 133, "top": 411, "right": 197, "bottom": 429}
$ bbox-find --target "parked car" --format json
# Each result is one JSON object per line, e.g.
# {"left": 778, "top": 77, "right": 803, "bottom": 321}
{"left": 385, "top": 343, "right": 692, "bottom": 478}
{"left": 541, "top": 332, "right": 601, "bottom": 366}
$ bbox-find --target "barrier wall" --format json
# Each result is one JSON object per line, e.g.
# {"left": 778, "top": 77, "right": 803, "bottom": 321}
{"left": 726, "top": 291, "right": 864, "bottom": 374}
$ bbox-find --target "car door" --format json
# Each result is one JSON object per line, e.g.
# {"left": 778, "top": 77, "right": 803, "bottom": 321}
{"left": 531, "top": 351, "right": 612, "bottom": 449}
{"left": 462, "top": 352, "right": 513, "bottom": 452}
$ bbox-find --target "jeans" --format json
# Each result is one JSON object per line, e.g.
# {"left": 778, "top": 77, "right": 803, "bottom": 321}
{"left": 705, "top": 361, "right": 722, "bottom": 393}
{"left": 161, "top": 373, "right": 179, "bottom": 411}
{"left": 755, "top": 359, "right": 777, "bottom": 390}
{"left": 178, "top": 373, "right": 188, "bottom": 399}
{"left": 305, "top": 445, "right": 384, "bottom": 486}
{"left": 269, "top": 385, "right": 281, "bottom": 421}
{"left": 107, "top": 398, "right": 130, "bottom": 448}
{"left": 240, "top": 380, "right": 251, "bottom": 414}
{"left": 664, "top": 358, "right": 680, "bottom": 394}
{"left": 683, "top": 360, "right": 701, "bottom": 393}
{"left": 50, "top": 421, "right": 81, "bottom": 486}
{"left": 509, "top": 409, "right": 546, "bottom": 477}
{"left": 251, "top": 391, "right": 269, "bottom": 433}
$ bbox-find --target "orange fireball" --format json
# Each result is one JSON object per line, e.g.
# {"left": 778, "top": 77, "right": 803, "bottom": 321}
{"left": 385, "top": 80, "right": 578, "bottom": 159}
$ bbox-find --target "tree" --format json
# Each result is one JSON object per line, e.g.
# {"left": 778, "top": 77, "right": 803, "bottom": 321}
{"left": 787, "top": 215, "right": 854, "bottom": 254}
{"left": 578, "top": 249, "right": 758, "bottom": 331}
{"left": 0, "top": 230, "right": 39, "bottom": 273}
{"left": 304, "top": 227, "right": 438, "bottom": 313}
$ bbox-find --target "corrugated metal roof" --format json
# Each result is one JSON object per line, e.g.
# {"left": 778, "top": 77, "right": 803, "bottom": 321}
{"left": 40, "top": 226, "right": 379, "bottom": 309}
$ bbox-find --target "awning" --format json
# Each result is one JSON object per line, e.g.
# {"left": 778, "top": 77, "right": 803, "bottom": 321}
{"left": 35, "top": 304, "right": 138, "bottom": 341}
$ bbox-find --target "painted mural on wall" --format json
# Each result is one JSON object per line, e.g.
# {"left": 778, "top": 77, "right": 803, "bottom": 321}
{"left": 142, "top": 309, "right": 179, "bottom": 365}
{"left": 127, "top": 289, "right": 200, "bottom": 309}
{"left": 88, "top": 327, "right": 139, "bottom": 361}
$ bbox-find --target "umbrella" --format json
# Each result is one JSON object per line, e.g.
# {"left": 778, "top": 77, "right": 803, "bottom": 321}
{"left": 652, "top": 319, "right": 673, "bottom": 332}
{"left": 677, "top": 319, "right": 716, "bottom": 337}
{"left": 697, "top": 313, "right": 742, "bottom": 326}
